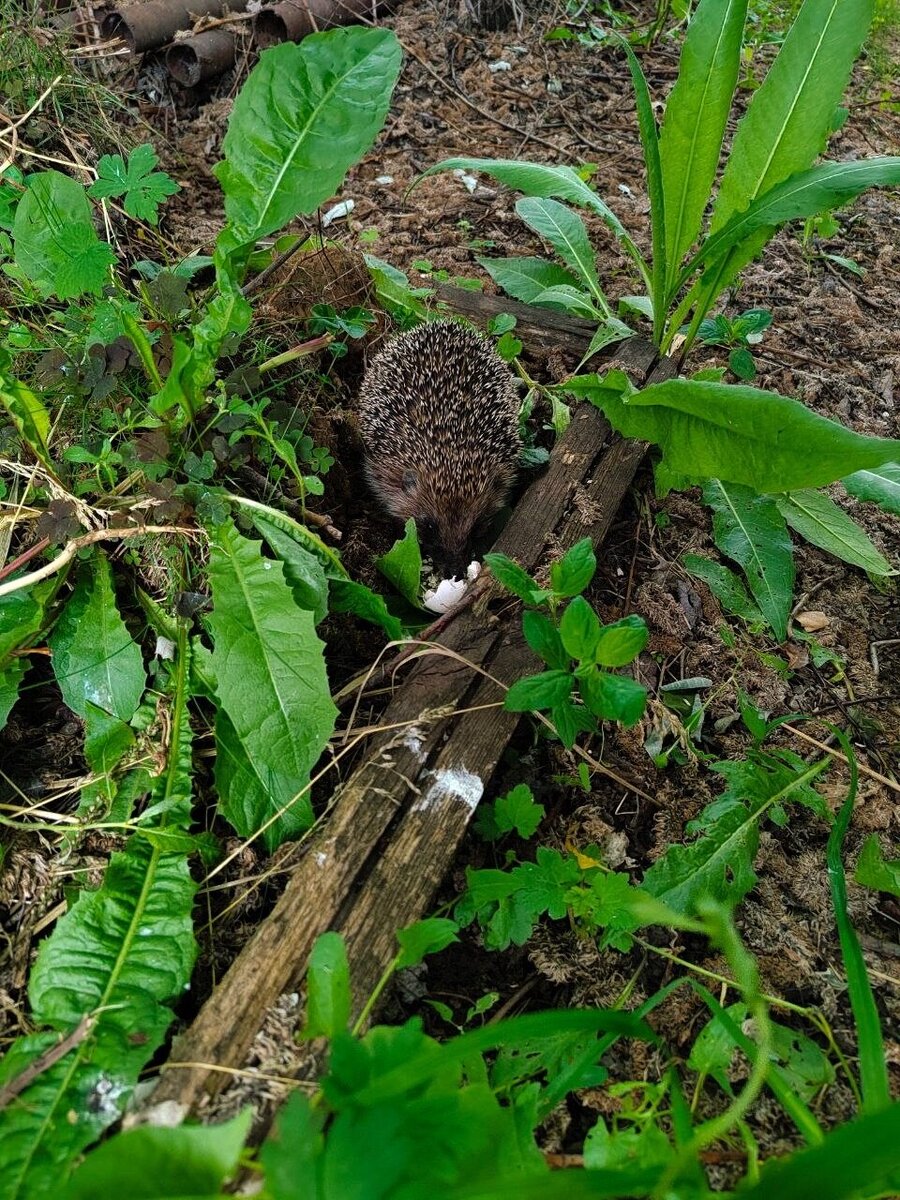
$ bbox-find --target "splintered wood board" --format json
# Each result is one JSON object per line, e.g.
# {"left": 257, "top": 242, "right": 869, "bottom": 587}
{"left": 151, "top": 327, "right": 673, "bottom": 1117}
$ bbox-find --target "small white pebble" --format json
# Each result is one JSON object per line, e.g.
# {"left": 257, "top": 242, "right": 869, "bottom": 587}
{"left": 618, "top": 183, "right": 633, "bottom": 196}
{"left": 488, "top": 59, "right": 511, "bottom": 72}
{"left": 466, "top": 560, "right": 481, "bottom": 583}
{"left": 322, "top": 199, "right": 354, "bottom": 226}
{"left": 616, "top": 567, "right": 624, "bottom": 576}
{"left": 375, "top": 174, "right": 394, "bottom": 185}
{"left": 423, "top": 574, "right": 469, "bottom": 613}
{"left": 452, "top": 169, "right": 479, "bottom": 194}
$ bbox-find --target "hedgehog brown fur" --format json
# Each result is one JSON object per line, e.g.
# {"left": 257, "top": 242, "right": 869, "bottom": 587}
{"left": 358, "top": 320, "right": 522, "bottom": 569}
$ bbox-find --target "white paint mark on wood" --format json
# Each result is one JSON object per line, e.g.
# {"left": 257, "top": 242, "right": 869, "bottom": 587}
{"left": 412, "top": 766, "right": 483, "bottom": 814}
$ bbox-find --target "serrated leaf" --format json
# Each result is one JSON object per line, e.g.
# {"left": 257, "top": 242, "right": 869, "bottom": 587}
{"left": 477, "top": 255, "right": 581, "bottom": 303}
{"left": 475, "top": 783, "right": 545, "bottom": 841}
{"left": 842, "top": 462, "right": 900, "bottom": 515}
{"left": 328, "top": 577, "right": 405, "bottom": 641}
{"left": 13, "top": 172, "right": 115, "bottom": 300}
{"left": 206, "top": 521, "right": 337, "bottom": 849}
{"left": 704, "top": 480, "right": 794, "bottom": 641}
{"left": 303, "top": 932, "right": 351, "bottom": 1039}
{"left": 396, "top": 918, "right": 460, "bottom": 968}
{"left": 216, "top": 29, "right": 402, "bottom": 248}
{"left": 88, "top": 144, "right": 179, "bottom": 226}
{"left": 49, "top": 555, "right": 146, "bottom": 722}
{"left": 251, "top": 511, "right": 329, "bottom": 624}
{"left": 776, "top": 489, "right": 894, "bottom": 576}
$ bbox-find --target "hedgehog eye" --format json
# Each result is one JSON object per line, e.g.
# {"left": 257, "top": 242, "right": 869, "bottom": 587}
{"left": 401, "top": 469, "right": 419, "bottom": 495}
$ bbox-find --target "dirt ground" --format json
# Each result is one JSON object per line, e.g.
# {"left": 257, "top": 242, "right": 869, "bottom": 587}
{"left": 2, "top": 0, "right": 899, "bottom": 1170}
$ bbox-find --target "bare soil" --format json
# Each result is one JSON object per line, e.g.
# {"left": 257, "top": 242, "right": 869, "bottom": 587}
{"left": 2, "top": 0, "right": 899, "bottom": 1171}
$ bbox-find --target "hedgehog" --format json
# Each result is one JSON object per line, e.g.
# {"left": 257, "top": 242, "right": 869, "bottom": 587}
{"left": 357, "top": 320, "right": 522, "bottom": 571}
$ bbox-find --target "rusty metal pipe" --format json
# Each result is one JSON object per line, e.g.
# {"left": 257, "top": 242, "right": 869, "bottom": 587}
{"left": 166, "top": 29, "right": 236, "bottom": 84}
{"left": 102, "top": 0, "right": 249, "bottom": 53}
{"left": 253, "top": 0, "right": 381, "bottom": 47}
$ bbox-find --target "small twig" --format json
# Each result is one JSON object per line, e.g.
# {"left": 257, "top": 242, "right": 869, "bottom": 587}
{"left": 241, "top": 237, "right": 310, "bottom": 299}
{"left": 0, "top": 536, "right": 51, "bottom": 584}
{"left": 781, "top": 723, "right": 900, "bottom": 795}
{"left": 0, "top": 1014, "right": 95, "bottom": 1110}
{"left": 0, "top": 525, "right": 193, "bottom": 598}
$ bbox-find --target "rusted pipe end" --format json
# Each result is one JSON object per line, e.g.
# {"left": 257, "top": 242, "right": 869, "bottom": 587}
{"left": 100, "top": 7, "right": 134, "bottom": 49}
{"left": 254, "top": 1, "right": 311, "bottom": 46}
{"left": 166, "top": 29, "right": 236, "bottom": 85}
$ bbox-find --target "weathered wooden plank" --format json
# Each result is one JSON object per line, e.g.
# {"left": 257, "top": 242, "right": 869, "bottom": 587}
{"left": 150, "top": 333, "right": 666, "bottom": 1115}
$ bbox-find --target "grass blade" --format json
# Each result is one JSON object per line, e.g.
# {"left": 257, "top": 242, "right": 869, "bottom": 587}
{"left": 826, "top": 728, "right": 891, "bottom": 1114}
{"left": 658, "top": 0, "right": 747, "bottom": 296}
{"left": 619, "top": 40, "right": 667, "bottom": 345}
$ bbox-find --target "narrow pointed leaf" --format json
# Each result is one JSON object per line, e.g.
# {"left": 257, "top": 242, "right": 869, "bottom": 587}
{"left": 658, "top": 0, "right": 747, "bottom": 291}
{"left": 842, "top": 462, "right": 900, "bottom": 515}
{"left": 704, "top": 480, "right": 794, "bottom": 641}
{"left": 776, "top": 490, "right": 895, "bottom": 576}
{"left": 515, "top": 197, "right": 604, "bottom": 305}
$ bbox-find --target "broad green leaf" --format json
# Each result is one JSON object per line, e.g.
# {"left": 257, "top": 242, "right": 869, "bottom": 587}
{"left": 214, "top": 709, "right": 308, "bottom": 847}
{"left": 593, "top": 615, "right": 649, "bottom": 667}
{"left": 505, "top": 670, "right": 573, "bottom": 712}
{"left": 484, "top": 552, "right": 547, "bottom": 605}
{"left": 396, "top": 918, "right": 460, "bottom": 968}
{"left": 776, "top": 490, "right": 895, "bottom": 576}
{"left": 568, "top": 373, "right": 900, "bottom": 495}
{"left": 705, "top": 480, "right": 794, "bottom": 641}
{"left": 619, "top": 39, "right": 666, "bottom": 343}
{"left": 60, "top": 1111, "right": 252, "bottom": 1200}
{"left": 685, "top": 157, "right": 900, "bottom": 285}
{"left": 577, "top": 668, "right": 647, "bottom": 726}
{"left": 303, "top": 932, "right": 351, "bottom": 1039}
{"left": 206, "top": 522, "right": 337, "bottom": 849}
{"left": 13, "top": 171, "right": 115, "bottom": 300}
{"left": 0, "top": 657, "right": 25, "bottom": 731}
{"left": 713, "top": 0, "right": 874, "bottom": 230}
{"left": 842, "top": 461, "right": 900, "bottom": 515}
{"left": 658, "top": 0, "right": 747, "bottom": 290}
{"left": 377, "top": 518, "right": 423, "bottom": 606}
{"left": 559, "top": 596, "right": 600, "bottom": 661}
{"left": 215, "top": 29, "right": 402, "bottom": 247}
{"left": 261, "top": 1093, "right": 326, "bottom": 1199}
{"left": 419, "top": 157, "right": 651, "bottom": 288}
{"left": 739, "top": 1103, "right": 900, "bottom": 1200}
{"left": 683, "top": 554, "right": 764, "bottom": 623}
{"left": 0, "top": 353, "right": 53, "bottom": 473}
{"left": 49, "top": 555, "right": 146, "bottom": 722}
{"left": 515, "top": 197, "right": 604, "bottom": 305}
{"left": 251, "top": 510, "right": 329, "bottom": 624}
{"left": 0, "top": 583, "right": 54, "bottom": 664}
{"left": 584, "top": 1118, "right": 675, "bottom": 1173}
{"left": 522, "top": 610, "right": 568, "bottom": 671}
{"left": 328, "top": 577, "right": 405, "bottom": 641}
{"left": 0, "top": 665, "right": 196, "bottom": 1200}
{"left": 550, "top": 538, "right": 596, "bottom": 598}
{"left": 87, "top": 144, "right": 179, "bottom": 226}
{"left": 855, "top": 835, "right": 900, "bottom": 898}
{"left": 477, "top": 255, "right": 582, "bottom": 303}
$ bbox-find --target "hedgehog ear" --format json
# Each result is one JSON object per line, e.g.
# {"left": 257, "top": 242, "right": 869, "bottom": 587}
{"left": 401, "top": 469, "right": 419, "bottom": 495}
